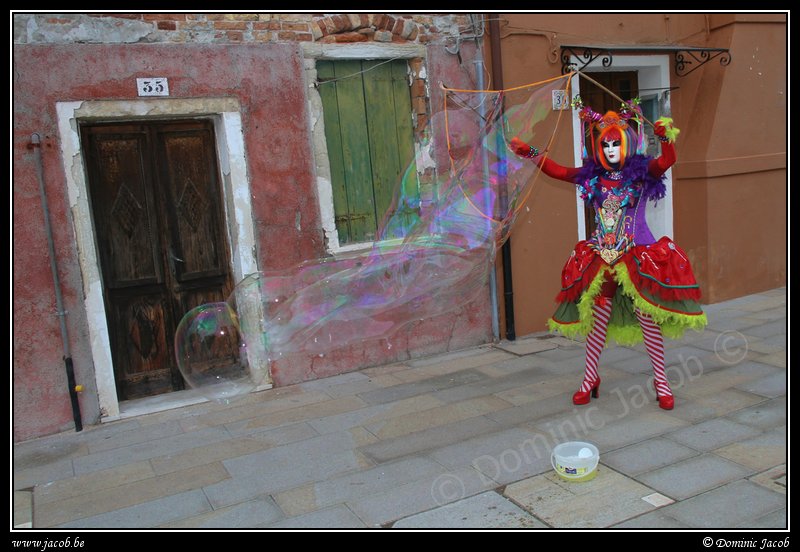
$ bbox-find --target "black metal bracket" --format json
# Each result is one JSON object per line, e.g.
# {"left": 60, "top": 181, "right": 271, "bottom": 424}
{"left": 561, "top": 46, "right": 613, "bottom": 75}
{"left": 560, "top": 45, "right": 732, "bottom": 78}
{"left": 674, "top": 48, "right": 732, "bottom": 76}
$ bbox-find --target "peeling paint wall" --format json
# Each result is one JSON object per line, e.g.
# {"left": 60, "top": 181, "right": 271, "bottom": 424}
{"left": 14, "top": 42, "right": 320, "bottom": 440}
{"left": 13, "top": 13, "right": 492, "bottom": 441}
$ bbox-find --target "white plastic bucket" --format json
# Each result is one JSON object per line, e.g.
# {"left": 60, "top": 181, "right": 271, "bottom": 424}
{"left": 551, "top": 441, "right": 599, "bottom": 482}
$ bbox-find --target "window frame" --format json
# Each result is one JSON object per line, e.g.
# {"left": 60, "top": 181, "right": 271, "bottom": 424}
{"left": 302, "top": 42, "right": 429, "bottom": 255}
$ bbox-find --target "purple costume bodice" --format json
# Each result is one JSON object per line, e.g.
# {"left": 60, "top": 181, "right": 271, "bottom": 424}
{"left": 590, "top": 180, "right": 656, "bottom": 247}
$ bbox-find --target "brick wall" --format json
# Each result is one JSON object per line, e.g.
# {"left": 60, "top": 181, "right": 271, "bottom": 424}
{"left": 14, "top": 13, "right": 473, "bottom": 45}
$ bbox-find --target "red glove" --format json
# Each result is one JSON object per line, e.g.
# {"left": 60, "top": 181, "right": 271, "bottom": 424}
{"left": 509, "top": 137, "right": 540, "bottom": 159}
{"left": 653, "top": 117, "right": 679, "bottom": 143}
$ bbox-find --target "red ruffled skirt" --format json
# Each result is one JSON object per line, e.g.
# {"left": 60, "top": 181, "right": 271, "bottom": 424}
{"left": 549, "top": 236, "right": 707, "bottom": 345}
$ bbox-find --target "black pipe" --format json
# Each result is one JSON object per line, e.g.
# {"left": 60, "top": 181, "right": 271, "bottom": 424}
{"left": 30, "top": 133, "right": 83, "bottom": 431}
{"left": 488, "top": 15, "right": 516, "bottom": 341}
{"left": 64, "top": 358, "right": 83, "bottom": 431}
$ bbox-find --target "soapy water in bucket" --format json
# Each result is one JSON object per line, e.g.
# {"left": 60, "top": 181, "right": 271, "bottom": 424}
{"left": 174, "top": 75, "right": 575, "bottom": 404}
{"left": 551, "top": 441, "right": 600, "bottom": 482}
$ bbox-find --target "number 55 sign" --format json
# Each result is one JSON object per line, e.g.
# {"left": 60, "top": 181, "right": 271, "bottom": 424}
{"left": 136, "top": 77, "right": 170, "bottom": 97}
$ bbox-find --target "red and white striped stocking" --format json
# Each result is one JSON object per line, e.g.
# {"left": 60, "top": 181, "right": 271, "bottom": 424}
{"left": 579, "top": 300, "right": 613, "bottom": 392}
{"left": 635, "top": 308, "right": 672, "bottom": 397}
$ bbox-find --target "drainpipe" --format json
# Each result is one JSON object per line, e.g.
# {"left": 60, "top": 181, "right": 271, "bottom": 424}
{"left": 30, "top": 133, "right": 83, "bottom": 431}
{"left": 474, "top": 19, "right": 500, "bottom": 342}
{"left": 488, "top": 15, "right": 516, "bottom": 341}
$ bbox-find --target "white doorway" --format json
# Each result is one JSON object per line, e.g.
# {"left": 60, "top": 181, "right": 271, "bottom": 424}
{"left": 568, "top": 55, "right": 674, "bottom": 241}
{"left": 56, "top": 98, "right": 261, "bottom": 421}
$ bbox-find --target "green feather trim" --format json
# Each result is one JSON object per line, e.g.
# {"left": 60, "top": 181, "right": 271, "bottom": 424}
{"left": 606, "top": 324, "right": 644, "bottom": 346}
{"left": 548, "top": 262, "right": 707, "bottom": 347}
{"left": 656, "top": 116, "right": 680, "bottom": 143}
{"left": 613, "top": 262, "right": 707, "bottom": 338}
{"left": 574, "top": 269, "right": 609, "bottom": 335}
{"left": 547, "top": 318, "right": 584, "bottom": 339}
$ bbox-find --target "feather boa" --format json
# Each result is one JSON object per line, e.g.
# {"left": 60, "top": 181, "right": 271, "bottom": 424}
{"left": 574, "top": 155, "right": 667, "bottom": 204}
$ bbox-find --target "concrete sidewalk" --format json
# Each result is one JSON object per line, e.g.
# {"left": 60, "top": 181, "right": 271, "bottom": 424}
{"left": 13, "top": 288, "right": 786, "bottom": 529}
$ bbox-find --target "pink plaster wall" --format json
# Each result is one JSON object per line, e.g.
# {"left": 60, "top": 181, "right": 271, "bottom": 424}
{"left": 13, "top": 42, "right": 492, "bottom": 440}
{"left": 14, "top": 131, "right": 86, "bottom": 441}
{"left": 259, "top": 42, "right": 495, "bottom": 387}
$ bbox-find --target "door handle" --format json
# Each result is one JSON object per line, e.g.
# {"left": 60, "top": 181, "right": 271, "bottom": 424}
{"left": 167, "top": 247, "right": 185, "bottom": 278}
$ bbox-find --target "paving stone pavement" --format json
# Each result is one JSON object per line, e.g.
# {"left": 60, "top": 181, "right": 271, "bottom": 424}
{"left": 12, "top": 288, "right": 786, "bottom": 530}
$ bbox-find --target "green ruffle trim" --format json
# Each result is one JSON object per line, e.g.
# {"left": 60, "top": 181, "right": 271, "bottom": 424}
{"left": 548, "top": 262, "right": 707, "bottom": 347}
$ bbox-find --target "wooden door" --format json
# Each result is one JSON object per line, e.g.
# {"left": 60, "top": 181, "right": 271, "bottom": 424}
{"left": 81, "top": 120, "right": 233, "bottom": 400}
{"left": 580, "top": 72, "right": 639, "bottom": 238}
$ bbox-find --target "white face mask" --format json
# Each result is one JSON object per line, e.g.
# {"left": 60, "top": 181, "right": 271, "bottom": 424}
{"left": 602, "top": 139, "right": 622, "bottom": 164}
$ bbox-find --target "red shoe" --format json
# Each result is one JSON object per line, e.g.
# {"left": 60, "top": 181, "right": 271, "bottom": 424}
{"left": 573, "top": 378, "right": 600, "bottom": 405}
{"left": 656, "top": 394, "right": 674, "bottom": 410}
{"left": 653, "top": 381, "right": 674, "bottom": 410}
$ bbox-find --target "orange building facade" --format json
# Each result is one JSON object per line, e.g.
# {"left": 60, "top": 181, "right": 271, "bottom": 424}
{"left": 488, "top": 13, "right": 786, "bottom": 338}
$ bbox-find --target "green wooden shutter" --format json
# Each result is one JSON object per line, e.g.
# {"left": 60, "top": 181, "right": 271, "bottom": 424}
{"left": 317, "top": 59, "right": 418, "bottom": 245}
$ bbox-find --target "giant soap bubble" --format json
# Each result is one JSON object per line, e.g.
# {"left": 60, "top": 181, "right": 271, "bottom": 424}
{"left": 175, "top": 73, "right": 574, "bottom": 403}
{"left": 174, "top": 302, "right": 247, "bottom": 404}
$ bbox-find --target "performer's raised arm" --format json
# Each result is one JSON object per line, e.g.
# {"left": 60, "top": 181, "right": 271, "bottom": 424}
{"left": 649, "top": 117, "right": 679, "bottom": 177}
{"left": 509, "top": 137, "right": 581, "bottom": 182}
